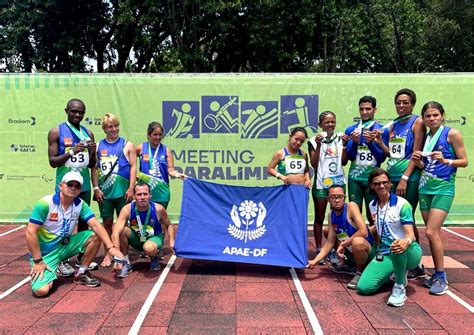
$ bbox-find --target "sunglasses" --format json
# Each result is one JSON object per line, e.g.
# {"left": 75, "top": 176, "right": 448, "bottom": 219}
{"left": 66, "top": 181, "right": 82, "bottom": 190}
{"left": 372, "top": 180, "right": 390, "bottom": 187}
{"left": 328, "top": 195, "right": 345, "bottom": 201}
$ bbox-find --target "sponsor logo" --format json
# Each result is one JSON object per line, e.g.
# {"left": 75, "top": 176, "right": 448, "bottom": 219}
{"left": 10, "top": 144, "right": 35, "bottom": 152}
{"left": 0, "top": 174, "right": 4, "bottom": 180}
{"left": 50, "top": 213, "right": 58, "bottom": 222}
{"left": 84, "top": 117, "right": 102, "bottom": 126}
{"left": 8, "top": 117, "right": 36, "bottom": 126}
{"left": 64, "top": 137, "right": 73, "bottom": 146}
{"left": 42, "top": 174, "right": 53, "bottom": 182}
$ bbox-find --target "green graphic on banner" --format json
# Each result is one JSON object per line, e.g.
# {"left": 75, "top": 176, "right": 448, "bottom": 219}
{"left": 0, "top": 74, "right": 473, "bottom": 224}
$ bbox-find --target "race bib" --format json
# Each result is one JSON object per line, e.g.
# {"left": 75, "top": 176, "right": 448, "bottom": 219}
{"left": 389, "top": 138, "right": 406, "bottom": 159}
{"left": 285, "top": 157, "right": 306, "bottom": 174}
{"left": 99, "top": 157, "right": 117, "bottom": 176}
{"left": 130, "top": 225, "right": 155, "bottom": 238}
{"left": 355, "top": 145, "right": 376, "bottom": 166}
{"left": 65, "top": 147, "right": 90, "bottom": 168}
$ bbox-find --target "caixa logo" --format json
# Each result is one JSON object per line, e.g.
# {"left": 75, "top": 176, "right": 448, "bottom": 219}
{"left": 163, "top": 95, "right": 318, "bottom": 139}
{"left": 84, "top": 117, "right": 102, "bottom": 126}
{"left": 10, "top": 144, "right": 36, "bottom": 152}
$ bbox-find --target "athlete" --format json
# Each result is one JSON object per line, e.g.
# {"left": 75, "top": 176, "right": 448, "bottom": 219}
{"left": 267, "top": 127, "right": 312, "bottom": 188}
{"left": 308, "top": 111, "right": 348, "bottom": 260}
{"left": 412, "top": 101, "right": 468, "bottom": 295}
{"left": 307, "top": 185, "right": 375, "bottom": 290}
{"left": 112, "top": 182, "right": 175, "bottom": 276}
{"left": 26, "top": 171, "right": 124, "bottom": 297}
{"left": 343, "top": 96, "right": 389, "bottom": 224}
{"left": 91, "top": 113, "right": 137, "bottom": 267}
{"left": 136, "top": 122, "right": 186, "bottom": 209}
{"left": 357, "top": 169, "right": 422, "bottom": 307}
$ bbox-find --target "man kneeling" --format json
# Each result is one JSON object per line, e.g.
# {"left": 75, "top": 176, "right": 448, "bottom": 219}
{"left": 307, "top": 185, "right": 375, "bottom": 289}
{"left": 112, "top": 182, "right": 175, "bottom": 277}
{"left": 26, "top": 171, "right": 124, "bottom": 297}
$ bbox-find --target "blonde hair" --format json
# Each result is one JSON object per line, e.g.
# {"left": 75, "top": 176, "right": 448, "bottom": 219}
{"left": 102, "top": 113, "right": 120, "bottom": 129}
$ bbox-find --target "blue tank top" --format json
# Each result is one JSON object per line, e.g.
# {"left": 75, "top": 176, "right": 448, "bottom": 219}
{"left": 331, "top": 204, "right": 374, "bottom": 244}
{"left": 140, "top": 142, "right": 169, "bottom": 184}
{"left": 129, "top": 201, "right": 162, "bottom": 235}
{"left": 391, "top": 115, "right": 419, "bottom": 160}
{"left": 422, "top": 126, "right": 456, "bottom": 181}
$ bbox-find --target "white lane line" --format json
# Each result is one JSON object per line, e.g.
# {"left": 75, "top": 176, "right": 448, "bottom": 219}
{"left": 0, "top": 225, "right": 25, "bottom": 237}
{"left": 442, "top": 227, "right": 474, "bottom": 243}
{"left": 129, "top": 255, "right": 177, "bottom": 335}
{"left": 446, "top": 290, "right": 474, "bottom": 313}
{"left": 289, "top": 268, "right": 324, "bottom": 335}
{"left": 0, "top": 276, "right": 30, "bottom": 300}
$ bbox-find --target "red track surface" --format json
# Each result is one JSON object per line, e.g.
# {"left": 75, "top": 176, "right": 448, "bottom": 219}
{"left": 1, "top": 225, "right": 473, "bottom": 334}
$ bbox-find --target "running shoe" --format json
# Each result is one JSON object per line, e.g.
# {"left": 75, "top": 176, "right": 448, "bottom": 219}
{"left": 330, "top": 264, "right": 356, "bottom": 275}
{"left": 74, "top": 271, "right": 100, "bottom": 287}
{"left": 150, "top": 256, "right": 161, "bottom": 271}
{"left": 326, "top": 249, "right": 341, "bottom": 266}
{"left": 117, "top": 262, "right": 133, "bottom": 279}
{"left": 57, "top": 260, "right": 75, "bottom": 277}
{"left": 408, "top": 264, "right": 426, "bottom": 280}
{"left": 429, "top": 276, "right": 448, "bottom": 295}
{"left": 387, "top": 283, "right": 407, "bottom": 307}
{"left": 347, "top": 272, "right": 361, "bottom": 290}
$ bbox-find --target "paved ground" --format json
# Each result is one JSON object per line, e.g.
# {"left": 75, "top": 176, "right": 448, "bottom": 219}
{"left": 0, "top": 225, "right": 473, "bottom": 334}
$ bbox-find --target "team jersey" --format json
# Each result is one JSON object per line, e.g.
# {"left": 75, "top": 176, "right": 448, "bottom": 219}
{"left": 386, "top": 115, "right": 420, "bottom": 181}
{"left": 56, "top": 122, "right": 92, "bottom": 192}
{"left": 419, "top": 126, "right": 457, "bottom": 196}
{"left": 308, "top": 133, "right": 345, "bottom": 189}
{"left": 369, "top": 193, "right": 413, "bottom": 255}
{"left": 331, "top": 204, "right": 374, "bottom": 250}
{"left": 97, "top": 137, "right": 131, "bottom": 199}
{"left": 137, "top": 142, "right": 170, "bottom": 203}
{"left": 29, "top": 192, "right": 95, "bottom": 255}
{"left": 277, "top": 147, "right": 306, "bottom": 176}
{"left": 345, "top": 121, "right": 389, "bottom": 181}
{"left": 128, "top": 200, "right": 163, "bottom": 237}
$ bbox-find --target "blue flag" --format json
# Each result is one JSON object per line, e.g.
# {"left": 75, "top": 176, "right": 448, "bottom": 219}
{"left": 174, "top": 179, "right": 309, "bottom": 268}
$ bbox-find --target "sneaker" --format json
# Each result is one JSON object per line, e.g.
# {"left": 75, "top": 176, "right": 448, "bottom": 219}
{"left": 408, "top": 265, "right": 426, "bottom": 280}
{"left": 347, "top": 272, "right": 361, "bottom": 290}
{"left": 387, "top": 283, "right": 407, "bottom": 307}
{"left": 330, "top": 264, "right": 356, "bottom": 275}
{"left": 74, "top": 271, "right": 100, "bottom": 287}
{"left": 139, "top": 252, "right": 148, "bottom": 258}
{"left": 150, "top": 256, "right": 161, "bottom": 271}
{"left": 75, "top": 254, "right": 99, "bottom": 271}
{"left": 117, "top": 262, "right": 133, "bottom": 279}
{"left": 326, "top": 249, "right": 341, "bottom": 266}
{"left": 429, "top": 276, "right": 448, "bottom": 295}
{"left": 57, "top": 260, "right": 75, "bottom": 277}
{"left": 158, "top": 248, "right": 165, "bottom": 260}
{"left": 423, "top": 273, "right": 438, "bottom": 288}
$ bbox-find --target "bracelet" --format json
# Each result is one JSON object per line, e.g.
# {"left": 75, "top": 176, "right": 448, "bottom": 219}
{"left": 107, "top": 245, "right": 116, "bottom": 251}
{"left": 275, "top": 173, "right": 282, "bottom": 179}
{"left": 401, "top": 175, "right": 409, "bottom": 181}
{"left": 33, "top": 257, "right": 43, "bottom": 264}
{"left": 447, "top": 159, "right": 453, "bottom": 166}
{"left": 176, "top": 172, "right": 182, "bottom": 179}
{"left": 93, "top": 186, "right": 100, "bottom": 191}
{"left": 406, "top": 237, "right": 413, "bottom": 245}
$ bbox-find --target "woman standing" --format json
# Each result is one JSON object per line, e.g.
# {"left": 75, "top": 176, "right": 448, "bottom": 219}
{"left": 267, "top": 127, "right": 312, "bottom": 188}
{"left": 412, "top": 101, "right": 468, "bottom": 295}
{"left": 357, "top": 168, "right": 422, "bottom": 307}
{"left": 308, "top": 111, "right": 348, "bottom": 256}
{"left": 136, "top": 122, "right": 186, "bottom": 209}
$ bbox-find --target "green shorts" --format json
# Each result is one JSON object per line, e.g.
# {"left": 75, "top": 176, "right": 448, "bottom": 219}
{"left": 99, "top": 197, "right": 127, "bottom": 219}
{"left": 79, "top": 190, "right": 91, "bottom": 206}
{"left": 348, "top": 179, "right": 374, "bottom": 208}
{"left": 391, "top": 181, "right": 419, "bottom": 212}
{"left": 128, "top": 229, "right": 164, "bottom": 251}
{"left": 419, "top": 193, "right": 454, "bottom": 213}
{"left": 30, "top": 230, "right": 93, "bottom": 292}
{"left": 344, "top": 243, "right": 376, "bottom": 266}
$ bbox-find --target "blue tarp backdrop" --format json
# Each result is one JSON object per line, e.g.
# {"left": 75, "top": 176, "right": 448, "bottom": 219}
{"left": 174, "top": 179, "right": 309, "bottom": 268}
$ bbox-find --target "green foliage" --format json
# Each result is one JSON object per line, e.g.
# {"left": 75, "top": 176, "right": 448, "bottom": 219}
{"left": 0, "top": 0, "right": 472, "bottom": 72}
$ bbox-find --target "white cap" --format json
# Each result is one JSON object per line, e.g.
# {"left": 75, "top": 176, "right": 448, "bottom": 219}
{"left": 62, "top": 171, "right": 83, "bottom": 185}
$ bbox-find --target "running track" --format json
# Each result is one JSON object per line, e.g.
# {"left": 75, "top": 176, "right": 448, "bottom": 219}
{"left": 0, "top": 225, "right": 473, "bottom": 334}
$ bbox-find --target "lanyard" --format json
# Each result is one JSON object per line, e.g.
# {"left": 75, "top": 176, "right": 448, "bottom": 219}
{"left": 148, "top": 142, "right": 161, "bottom": 170}
{"left": 321, "top": 131, "right": 338, "bottom": 144}
{"left": 66, "top": 122, "right": 90, "bottom": 141}
{"left": 376, "top": 201, "right": 389, "bottom": 249}
{"left": 356, "top": 119, "right": 375, "bottom": 130}
{"left": 383, "top": 114, "right": 413, "bottom": 130}
{"left": 135, "top": 204, "right": 151, "bottom": 237}
{"left": 58, "top": 202, "right": 74, "bottom": 238}
{"left": 423, "top": 126, "right": 444, "bottom": 153}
